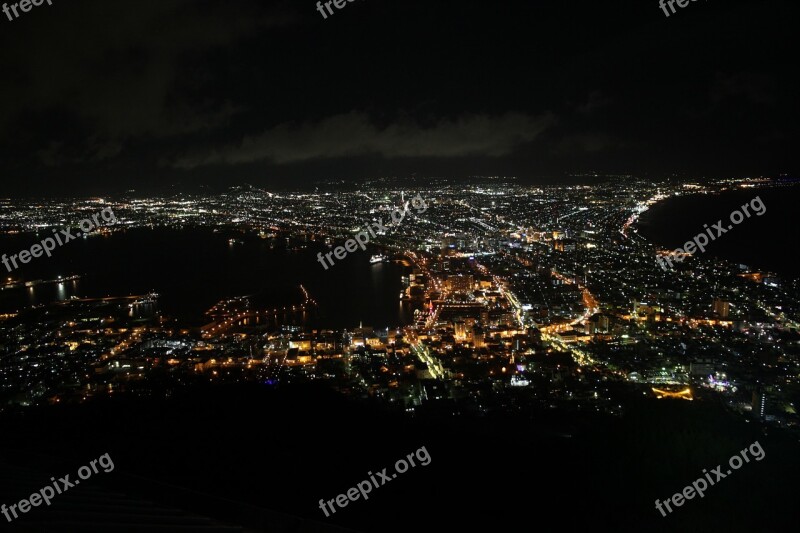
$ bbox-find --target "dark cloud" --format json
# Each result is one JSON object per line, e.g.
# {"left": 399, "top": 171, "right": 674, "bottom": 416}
{"left": 710, "top": 72, "right": 777, "bottom": 106}
{"left": 171, "top": 112, "right": 556, "bottom": 168}
{"left": 0, "top": 0, "right": 797, "bottom": 195}
{"left": 0, "top": 0, "right": 292, "bottom": 145}
{"left": 574, "top": 92, "right": 612, "bottom": 115}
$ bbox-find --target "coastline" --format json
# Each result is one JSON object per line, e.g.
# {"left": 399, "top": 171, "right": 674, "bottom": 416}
{"left": 636, "top": 184, "right": 800, "bottom": 277}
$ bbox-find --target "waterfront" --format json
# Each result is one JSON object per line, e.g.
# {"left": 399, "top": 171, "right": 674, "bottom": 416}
{"left": 0, "top": 229, "right": 417, "bottom": 328}
{"left": 637, "top": 185, "right": 800, "bottom": 276}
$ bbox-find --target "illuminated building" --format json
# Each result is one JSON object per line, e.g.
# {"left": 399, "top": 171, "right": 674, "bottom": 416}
{"left": 689, "top": 359, "right": 714, "bottom": 376}
{"left": 510, "top": 375, "right": 530, "bottom": 387}
{"left": 454, "top": 321, "right": 468, "bottom": 341}
{"left": 652, "top": 387, "right": 693, "bottom": 400}
{"left": 713, "top": 298, "right": 730, "bottom": 319}
{"left": 585, "top": 314, "right": 610, "bottom": 334}
{"left": 446, "top": 274, "right": 474, "bottom": 293}
{"left": 632, "top": 300, "right": 662, "bottom": 321}
{"left": 472, "top": 326, "right": 485, "bottom": 348}
{"left": 752, "top": 388, "right": 767, "bottom": 420}
{"left": 554, "top": 239, "right": 577, "bottom": 252}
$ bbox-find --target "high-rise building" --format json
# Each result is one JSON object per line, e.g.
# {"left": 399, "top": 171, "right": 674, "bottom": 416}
{"left": 713, "top": 298, "right": 730, "bottom": 319}
{"left": 752, "top": 388, "right": 767, "bottom": 420}
{"left": 585, "top": 314, "right": 610, "bottom": 334}
{"left": 689, "top": 358, "right": 714, "bottom": 376}
{"left": 454, "top": 320, "right": 468, "bottom": 341}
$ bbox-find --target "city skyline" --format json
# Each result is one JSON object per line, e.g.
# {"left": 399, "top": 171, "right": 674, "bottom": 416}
{"left": 2, "top": 175, "right": 799, "bottom": 531}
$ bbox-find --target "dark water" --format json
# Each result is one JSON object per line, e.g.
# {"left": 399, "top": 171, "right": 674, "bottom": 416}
{"left": 637, "top": 186, "right": 800, "bottom": 277}
{"left": 0, "top": 228, "right": 417, "bottom": 329}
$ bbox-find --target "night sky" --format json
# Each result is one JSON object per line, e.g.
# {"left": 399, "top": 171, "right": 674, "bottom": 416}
{"left": 0, "top": 0, "right": 796, "bottom": 196}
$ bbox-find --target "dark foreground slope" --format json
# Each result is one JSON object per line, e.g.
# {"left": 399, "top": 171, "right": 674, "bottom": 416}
{"left": 1, "top": 384, "right": 798, "bottom": 532}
